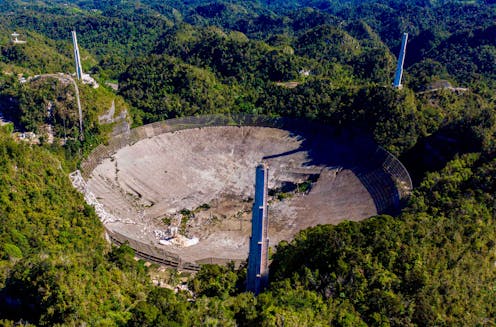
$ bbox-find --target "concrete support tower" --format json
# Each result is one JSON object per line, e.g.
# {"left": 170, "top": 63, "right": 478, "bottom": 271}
{"left": 393, "top": 33, "right": 408, "bottom": 88}
{"left": 71, "top": 31, "right": 83, "bottom": 80}
{"left": 247, "top": 164, "right": 270, "bottom": 295}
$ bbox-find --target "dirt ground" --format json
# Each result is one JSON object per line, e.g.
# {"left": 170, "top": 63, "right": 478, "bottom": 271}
{"left": 87, "top": 126, "right": 379, "bottom": 263}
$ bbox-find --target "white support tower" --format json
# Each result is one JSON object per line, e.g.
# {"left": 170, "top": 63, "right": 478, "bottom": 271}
{"left": 71, "top": 31, "right": 83, "bottom": 80}
{"left": 393, "top": 33, "right": 408, "bottom": 89}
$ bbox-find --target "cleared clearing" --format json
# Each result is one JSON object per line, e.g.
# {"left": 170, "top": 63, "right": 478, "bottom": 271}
{"left": 84, "top": 118, "right": 410, "bottom": 266}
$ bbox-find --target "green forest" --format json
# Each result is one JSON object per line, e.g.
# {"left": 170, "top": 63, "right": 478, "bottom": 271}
{"left": 0, "top": 0, "right": 495, "bottom": 325}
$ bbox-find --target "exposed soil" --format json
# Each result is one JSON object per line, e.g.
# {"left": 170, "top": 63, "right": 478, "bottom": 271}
{"left": 87, "top": 126, "right": 382, "bottom": 263}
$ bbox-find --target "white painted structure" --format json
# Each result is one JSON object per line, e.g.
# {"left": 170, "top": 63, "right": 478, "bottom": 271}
{"left": 393, "top": 33, "right": 408, "bottom": 88}
{"left": 71, "top": 31, "right": 83, "bottom": 80}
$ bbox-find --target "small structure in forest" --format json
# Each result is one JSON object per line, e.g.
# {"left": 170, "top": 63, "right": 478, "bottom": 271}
{"left": 11, "top": 32, "right": 26, "bottom": 44}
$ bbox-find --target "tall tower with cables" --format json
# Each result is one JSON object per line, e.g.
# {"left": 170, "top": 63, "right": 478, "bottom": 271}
{"left": 247, "top": 163, "right": 270, "bottom": 295}
{"left": 71, "top": 31, "right": 83, "bottom": 80}
{"left": 393, "top": 33, "right": 408, "bottom": 88}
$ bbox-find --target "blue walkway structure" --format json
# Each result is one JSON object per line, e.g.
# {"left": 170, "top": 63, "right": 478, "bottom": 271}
{"left": 71, "top": 31, "right": 83, "bottom": 80}
{"left": 246, "top": 164, "right": 269, "bottom": 295}
{"left": 393, "top": 33, "right": 408, "bottom": 88}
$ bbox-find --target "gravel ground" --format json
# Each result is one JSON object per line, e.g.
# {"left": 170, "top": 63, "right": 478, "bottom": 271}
{"left": 87, "top": 126, "right": 380, "bottom": 262}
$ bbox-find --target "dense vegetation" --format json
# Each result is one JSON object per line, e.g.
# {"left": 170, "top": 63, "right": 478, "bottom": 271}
{"left": 0, "top": 0, "right": 495, "bottom": 325}
{"left": 0, "top": 126, "right": 150, "bottom": 324}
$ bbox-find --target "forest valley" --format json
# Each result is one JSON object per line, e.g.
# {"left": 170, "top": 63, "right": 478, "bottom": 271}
{"left": 0, "top": 0, "right": 495, "bottom": 326}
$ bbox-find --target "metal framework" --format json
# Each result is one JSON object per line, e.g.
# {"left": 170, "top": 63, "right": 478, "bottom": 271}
{"left": 77, "top": 115, "right": 414, "bottom": 271}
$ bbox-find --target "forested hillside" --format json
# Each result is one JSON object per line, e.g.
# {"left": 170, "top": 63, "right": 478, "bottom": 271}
{"left": 0, "top": 126, "right": 150, "bottom": 325}
{"left": 0, "top": 0, "right": 496, "bottom": 325}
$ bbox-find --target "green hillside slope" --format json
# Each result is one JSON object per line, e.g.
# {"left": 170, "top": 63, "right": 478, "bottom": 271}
{"left": 0, "top": 0, "right": 495, "bottom": 325}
